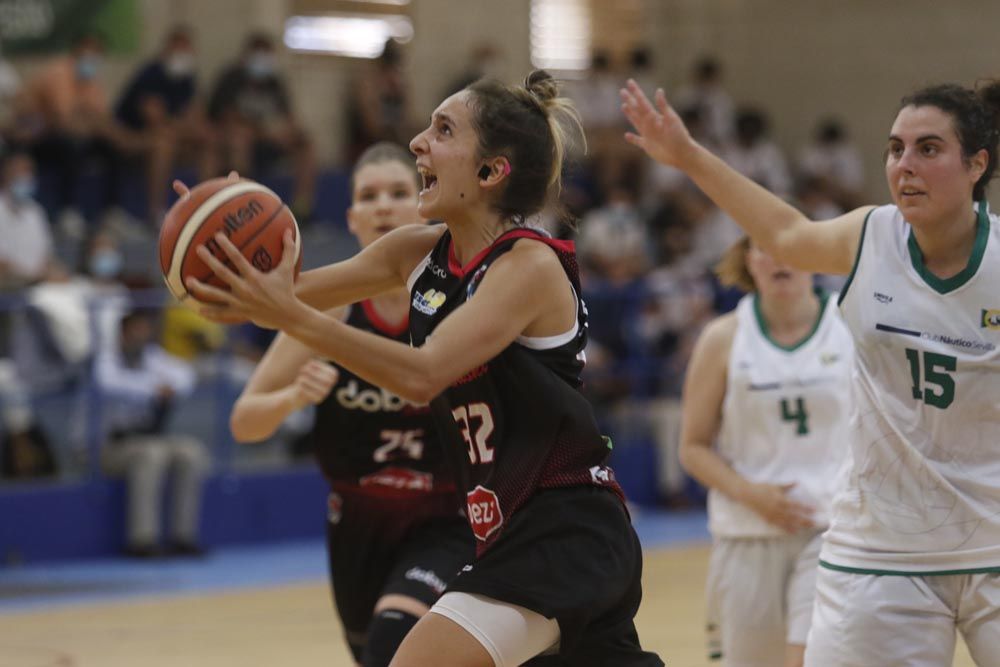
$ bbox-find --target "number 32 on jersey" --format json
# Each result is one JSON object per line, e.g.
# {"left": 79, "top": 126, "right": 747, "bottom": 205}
{"left": 452, "top": 402, "right": 495, "bottom": 464}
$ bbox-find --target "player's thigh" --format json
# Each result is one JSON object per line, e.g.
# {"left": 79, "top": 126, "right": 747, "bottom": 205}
{"left": 958, "top": 573, "right": 1000, "bottom": 665}
{"left": 785, "top": 533, "right": 823, "bottom": 648}
{"left": 708, "top": 539, "right": 788, "bottom": 666}
{"left": 805, "top": 568, "right": 956, "bottom": 667}
{"left": 392, "top": 592, "right": 559, "bottom": 667}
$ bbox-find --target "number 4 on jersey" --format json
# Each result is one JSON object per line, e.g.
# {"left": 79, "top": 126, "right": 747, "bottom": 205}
{"left": 780, "top": 397, "right": 809, "bottom": 436}
{"left": 452, "top": 402, "right": 495, "bottom": 464}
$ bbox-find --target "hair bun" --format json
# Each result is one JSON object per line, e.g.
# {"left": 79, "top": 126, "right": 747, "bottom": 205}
{"left": 524, "top": 69, "right": 559, "bottom": 105}
{"left": 978, "top": 79, "right": 1000, "bottom": 131}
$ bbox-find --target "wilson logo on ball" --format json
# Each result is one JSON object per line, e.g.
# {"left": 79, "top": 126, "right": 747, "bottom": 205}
{"left": 252, "top": 247, "right": 273, "bottom": 271}
{"left": 157, "top": 178, "right": 301, "bottom": 303}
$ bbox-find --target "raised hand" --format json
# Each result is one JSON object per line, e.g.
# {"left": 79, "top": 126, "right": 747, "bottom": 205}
{"left": 171, "top": 170, "right": 241, "bottom": 202}
{"left": 620, "top": 79, "right": 696, "bottom": 168}
{"left": 742, "top": 482, "right": 817, "bottom": 533}
{"left": 185, "top": 229, "right": 301, "bottom": 329}
{"left": 289, "top": 358, "right": 339, "bottom": 410}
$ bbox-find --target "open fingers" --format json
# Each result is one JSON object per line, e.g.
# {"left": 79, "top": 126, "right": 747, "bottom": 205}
{"left": 172, "top": 179, "right": 191, "bottom": 200}
{"left": 185, "top": 277, "right": 237, "bottom": 306}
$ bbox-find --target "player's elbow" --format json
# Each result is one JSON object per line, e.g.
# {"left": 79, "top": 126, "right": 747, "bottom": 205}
{"left": 397, "top": 374, "right": 444, "bottom": 406}
{"left": 229, "top": 405, "right": 268, "bottom": 444}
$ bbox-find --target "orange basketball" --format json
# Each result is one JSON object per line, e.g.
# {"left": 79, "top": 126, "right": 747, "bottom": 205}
{"left": 158, "top": 178, "right": 302, "bottom": 303}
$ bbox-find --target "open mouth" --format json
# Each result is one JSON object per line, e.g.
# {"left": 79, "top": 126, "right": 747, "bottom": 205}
{"left": 772, "top": 270, "right": 792, "bottom": 280}
{"left": 899, "top": 187, "right": 925, "bottom": 199}
{"left": 418, "top": 167, "right": 438, "bottom": 195}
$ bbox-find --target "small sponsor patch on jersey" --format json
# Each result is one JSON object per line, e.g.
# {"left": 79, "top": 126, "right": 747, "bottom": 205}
{"left": 466, "top": 264, "right": 489, "bottom": 301}
{"left": 466, "top": 485, "right": 503, "bottom": 542}
{"left": 589, "top": 465, "right": 616, "bottom": 485}
{"left": 820, "top": 352, "right": 841, "bottom": 365}
{"left": 873, "top": 291, "right": 893, "bottom": 304}
{"left": 359, "top": 467, "right": 434, "bottom": 492}
{"left": 413, "top": 289, "right": 447, "bottom": 315}
{"left": 981, "top": 309, "right": 1000, "bottom": 330}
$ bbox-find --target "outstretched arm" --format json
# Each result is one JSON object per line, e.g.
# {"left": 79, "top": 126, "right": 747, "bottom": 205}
{"left": 621, "top": 80, "right": 870, "bottom": 276}
{"left": 189, "top": 234, "right": 571, "bottom": 404}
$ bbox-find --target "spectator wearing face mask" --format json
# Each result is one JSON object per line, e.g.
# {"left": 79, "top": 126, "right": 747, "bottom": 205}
{"left": 114, "top": 25, "right": 217, "bottom": 228}
{"left": 0, "top": 151, "right": 64, "bottom": 290}
{"left": 15, "top": 32, "right": 119, "bottom": 227}
{"left": 207, "top": 32, "right": 316, "bottom": 221}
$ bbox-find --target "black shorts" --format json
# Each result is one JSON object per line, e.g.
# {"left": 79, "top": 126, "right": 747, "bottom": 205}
{"left": 446, "top": 485, "right": 663, "bottom": 667}
{"left": 326, "top": 493, "right": 473, "bottom": 661}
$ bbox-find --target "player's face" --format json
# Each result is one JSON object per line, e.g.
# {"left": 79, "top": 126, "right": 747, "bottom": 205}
{"left": 347, "top": 160, "right": 421, "bottom": 249}
{"left": 746, "top": 244, "right": 812, "bottom": 300}
{"left": 409, "top": 91, "right": 484, "bottom": 221}
{"left": 885, "top": 105, "right": 986, "bottom": 228}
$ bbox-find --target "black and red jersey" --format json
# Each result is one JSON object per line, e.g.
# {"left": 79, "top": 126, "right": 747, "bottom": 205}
{"left": 407, "top": 227, "right": 623, "bottom": 555}
{"left": 310, "top": 300, "right": 458, "bottom": 532}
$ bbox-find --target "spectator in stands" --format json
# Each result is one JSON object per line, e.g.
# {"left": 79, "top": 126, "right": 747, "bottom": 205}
{"left": 345, "top": 39, "right": 414, "bottom": 163}
{"left": 723, "top": 107, "right": 793, "bottom": 199}
{"left": 627, "top": 46, "right": 658, "bottom": 98}
{"left": 674, "top": 56, "right": 735, "bottom": 147}
{"left": 96, "top": 308, "right": 210, "bottom": 557}
{"left": 114, "top": 25, "right": 216, "bottom": 227}
{"left": 443, "top": 43, "right": 504, "bottom": 97}
{"left": 15, "top": 32, "right": 118, "bottom": 228}
{"left": 0, "top": 39, "right": 21, "bottom": 147}
{"left": 0, "top": 151, "right": 65, "bottom": 289}
{"left": 208, "top": 33, "right": 315, "bottom": 220}
{"left": 797, "top": 118, "right": 865, "bottom": 209}
{"left": 577, "top": 181, "right": 650, "bottom": 285}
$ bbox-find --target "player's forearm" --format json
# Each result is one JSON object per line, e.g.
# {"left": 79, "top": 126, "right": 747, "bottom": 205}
{"left": 678, "top": 440, "right": 752, "bottom": 503}
{"left": 284, "top": 303, "right": 439, "bottom": 404}
{"left": 230, "top": 386, "right": 300, "bottom": 442}
{"left": 683, "top": 143, "right": 812, "bottom": 260}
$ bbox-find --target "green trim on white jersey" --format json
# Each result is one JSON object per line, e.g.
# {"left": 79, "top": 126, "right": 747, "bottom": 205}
{"left": 753, "top": 288, "right": 830, "bottom": 352}
{"left": 820, "top": 559, "right": 1000, "bottom": 577}
{"left": 906, "top": 202, "right": 990, "bottom": 294}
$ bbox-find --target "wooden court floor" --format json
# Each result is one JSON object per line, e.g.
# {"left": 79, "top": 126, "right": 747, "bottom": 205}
{"left": 0, "top": 544, "right": 975, "bottom": 667}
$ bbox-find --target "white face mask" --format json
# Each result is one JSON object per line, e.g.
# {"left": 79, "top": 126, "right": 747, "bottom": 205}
{"left": 164, "top": 51, "right": 196, "bottom": 78}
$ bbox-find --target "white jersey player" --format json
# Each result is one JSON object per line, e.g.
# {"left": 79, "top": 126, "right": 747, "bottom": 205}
{"left": 624, "top": 77, "right": 1000, "bottom": 666}
{"left": 681, "top": 237, "right": 853, "bottom": 667}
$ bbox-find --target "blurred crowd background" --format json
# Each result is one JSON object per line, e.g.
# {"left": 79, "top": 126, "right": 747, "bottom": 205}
{"left": 0, "top": 0, "right": 996, "bottom": 559}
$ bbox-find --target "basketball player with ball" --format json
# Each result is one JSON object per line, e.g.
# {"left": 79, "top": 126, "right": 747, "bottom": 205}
{"left": 172, "top": 71, "right": 662, "bottom": 666}
{"left": 163, "top": 146, "right": 472, "bottom": 667}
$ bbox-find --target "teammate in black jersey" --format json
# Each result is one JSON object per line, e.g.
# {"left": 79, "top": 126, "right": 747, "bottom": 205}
{"left": 227, "top": 143, "right": 471, "bottom": 667}
{"left": 189, "top": 71, "right": 663, "bottom": 666}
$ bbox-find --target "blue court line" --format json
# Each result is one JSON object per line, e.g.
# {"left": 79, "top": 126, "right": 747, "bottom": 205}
{"left": 0, "top": 509, "right": 709, "bottom": 614}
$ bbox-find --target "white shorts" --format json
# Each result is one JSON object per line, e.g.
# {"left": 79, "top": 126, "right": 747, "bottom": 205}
{"left": 430, "top": 591, "right": 560, "bottom": 667}
{"left": 805, "top": 566, "right": 1000, "bottom": 667}
{"left": 705, "top": 531, "right": 823, "bottom": 666}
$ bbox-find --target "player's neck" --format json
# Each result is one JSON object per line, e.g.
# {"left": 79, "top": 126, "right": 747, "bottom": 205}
{"left": 758, "top": 290, "right": 820, "bottom": 345}
{"left": 369, "top": 288, "right": 410, "bottom": 325}
{"left": 909, "top": 206, "right": 979, "bottom": 280}
{"left": 447, "top": 211, "right": 513, "bottom": 266}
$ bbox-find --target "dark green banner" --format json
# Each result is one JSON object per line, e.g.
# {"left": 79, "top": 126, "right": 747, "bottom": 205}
{"left": 0, "top": 0, "right": 139, "bottom": 55}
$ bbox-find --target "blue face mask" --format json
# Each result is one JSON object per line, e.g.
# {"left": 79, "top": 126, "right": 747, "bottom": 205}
{"left": 246, "top": 53, "right": 275, "bottom": 79}
{"left": 8, "top": 176, "right": 36, "bottom": 202}
{"left": 89, "top": 250, "right": 123, "bottom": 279}
{"left": 76, "top": 55, "right": 102, "bottom": 80}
